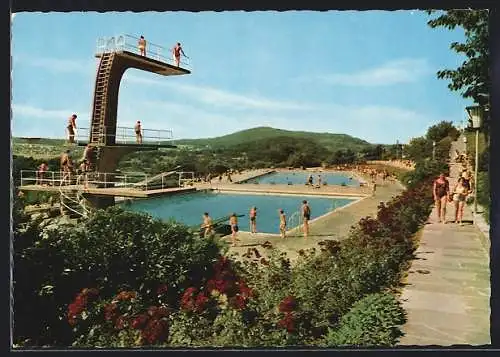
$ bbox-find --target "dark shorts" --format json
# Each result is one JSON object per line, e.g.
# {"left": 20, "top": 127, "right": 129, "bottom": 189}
{"left": 67, "top": 126, "right": 75, "bottom": 134}
{"left": 303, "top": 214, "right": 310, "bottom": 221}
{"left": 250, "top": 217, "right": 256, "bottom": 222}
{"left": 232, "top": 225, "right": 239, "bottom": 232}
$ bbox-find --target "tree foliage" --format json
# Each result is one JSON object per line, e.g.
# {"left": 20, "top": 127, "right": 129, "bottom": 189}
{"left": 426, "top": 10, "right": 490, "bottom": 128}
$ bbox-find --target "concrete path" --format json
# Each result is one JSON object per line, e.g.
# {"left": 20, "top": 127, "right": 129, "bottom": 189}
{"left": 398, "top": 139, "right": 491, "bottom": 346}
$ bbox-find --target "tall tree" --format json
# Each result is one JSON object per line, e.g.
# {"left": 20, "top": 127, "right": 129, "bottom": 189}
{"left": 426, "top": 10, "right": 490, "bottom": 132}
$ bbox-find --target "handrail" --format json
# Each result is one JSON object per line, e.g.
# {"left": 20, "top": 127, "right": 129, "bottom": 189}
{"left": 96, "top": 34, "right": 191, "bottom": 70}
{"left": 20, "top": 170, "right": 149, "bottom": 189}
{"left": 287, "top": 210, "right": 302, "bottom": 228}
{"left": 76, "top": 126, "right": 175, "bottom": 146}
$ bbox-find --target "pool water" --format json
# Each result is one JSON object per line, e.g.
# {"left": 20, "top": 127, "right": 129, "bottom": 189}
{"left": 242, "top": 171, "right": 360, "bottom": 186}
{"left": 121, "top": 191, "right": 356, "bottom": 234}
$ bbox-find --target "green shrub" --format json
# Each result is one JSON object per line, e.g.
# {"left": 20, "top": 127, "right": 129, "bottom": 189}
{"left": 324, "top": 291, "right": 406, "bottom": 347}
{"left": 13, "top": 207, "right": 221, "bottom": 346}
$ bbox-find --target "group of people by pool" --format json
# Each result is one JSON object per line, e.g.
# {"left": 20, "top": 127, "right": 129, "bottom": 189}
{"left": 433, "top": 169, "right": 473, "bottom": 225}
{"left": 200, "top": 200, "right": 313, "bottom": 246}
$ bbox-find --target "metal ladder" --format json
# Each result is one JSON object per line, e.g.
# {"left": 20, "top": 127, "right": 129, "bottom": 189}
{"left": 91, "top": 52, "right": 114, "bottom": 145}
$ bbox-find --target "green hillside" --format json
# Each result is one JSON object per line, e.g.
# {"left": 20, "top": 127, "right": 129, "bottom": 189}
{"left": 176, "top": 126, "right": 373, "bottom": 151}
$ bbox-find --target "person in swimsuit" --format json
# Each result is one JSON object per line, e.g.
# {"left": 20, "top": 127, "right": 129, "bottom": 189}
{"left": 301, "top": 200, "right": 311, "bottom": 238}
{"left": 307, "top": 174, "right": 313, "bottom": 186}
{"left": 432, "top": 173, "right": 450, "bottom": 223}
{"left": 138, "top": 35, "right": 146, "bottom": 56}
{"left": 201, "top": 212, "right": 214, "bottom": 238}
{"left": 229, "top": 213, "right": 239, "bottom": 246}
{"left": 135, "top": 121, "right": 143, "bottom": 144}
{"left": 36, "top": 162, "right": 48, "bottom": 185}
{"left": 249, "top": 206, "right": 257, "bottom": 234}
{"left": 60, "top": 150, "right": 73, "bottom": 185}
{"left": 279, "top": 209, "right": 287, "bottom": 239}
{"left": 451, "top": 177, "right": 468, "bottom": 225}
{"left": 67, "top": 114, "right": 77, "bottom": 143}
{"left": 172, "top": 42, "right": 187, "bottom": 67}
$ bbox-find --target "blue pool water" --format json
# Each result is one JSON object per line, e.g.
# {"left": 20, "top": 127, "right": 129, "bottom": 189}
{"left": 121, "top": 191, "right": 356, "bottom": 234}
{"left": 241, "top": 171, "right": 360, "bottom": 186}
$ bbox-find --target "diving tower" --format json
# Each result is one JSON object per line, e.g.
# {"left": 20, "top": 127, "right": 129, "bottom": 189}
{"left": 18, "top": 34, "right": 192, "bottom": 216}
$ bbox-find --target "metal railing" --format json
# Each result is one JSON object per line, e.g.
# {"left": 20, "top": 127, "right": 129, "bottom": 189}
{"left": 20, "top": 170, "right": 186, "bottom": 191}
{"left": 59, "top": 186, "right": 90, "bottom": 218}
{"left": 96, "top": 34, "right": 191, "bottom": 70}
{"left": 21, "top": 170, "right": 149, "bottom": 189}
{"left": 75, "top": 126, "right": 175, "bottom": 146}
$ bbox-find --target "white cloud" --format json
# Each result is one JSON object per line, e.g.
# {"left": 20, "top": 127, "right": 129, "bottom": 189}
{"left": 308, "top": 58, "right": 432, "bottom": 87}
{"left": 123, "top": 73, "right": 313, "bottom": 111}
{"left": 12, "top": 104, "right": 89, "bottom": 121}
{"left": 13, "top": 56, "right": 96, "bottom": 74}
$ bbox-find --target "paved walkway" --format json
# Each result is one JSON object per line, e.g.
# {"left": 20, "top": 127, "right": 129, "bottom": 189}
{"left": 398, "top": 139, "right": 490, "bottom": 346}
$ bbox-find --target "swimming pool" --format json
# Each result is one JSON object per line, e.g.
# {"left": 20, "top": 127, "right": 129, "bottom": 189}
{"left": 241, "top": 171, "right": 360, "bottom": 186}
{"left": 121, "top": 191, "right": 356, "bottom": 234}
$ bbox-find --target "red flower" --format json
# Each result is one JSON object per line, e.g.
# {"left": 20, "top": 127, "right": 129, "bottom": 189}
{"left": 131, "top": 314, "right": 149, "bottom": 329}
{"left": 104, "top": 303, "right": 118, "bottom": 321}
{"left": 229, "top": 294, "right": 247, "bottom": 310}
{"left": 180, "top": 287, "right": 198, "bottom": 311}
{"left": 114, "top": 315, "right": 127, "bottom": 330}
{"left": 277, "top": 312, "right": 295, "bottom": 332}
{"left": 194, "top": 293, "right": 209, "bottom": 312}
{"left": 141, "top": 318, "right": 169, "bottom": 345}
{"left": 238, "top": 281, "right": 253, "bottom": 298}
{"left": 116, "top": 291, "right": 137, "bottom": 301}
{"left": 278, "top": 296, "right": 296, "bottom": 313}
{"left": 157, "top": 284, "right": 168, "bottom": 295}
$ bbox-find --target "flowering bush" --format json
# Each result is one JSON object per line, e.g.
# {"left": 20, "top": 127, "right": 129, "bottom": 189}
{"left": 13, "top": 207, "right": 221, "bottom": 346}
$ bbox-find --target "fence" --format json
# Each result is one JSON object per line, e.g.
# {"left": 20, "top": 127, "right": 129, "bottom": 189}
{"left": 95, "top": 34, "right": 191, "bottom": 70}
{"left": 75, "top": 126, "right": 175, "bottom": 146}
{"left": 20, "top": 170, "right": 186, "bottom": 191}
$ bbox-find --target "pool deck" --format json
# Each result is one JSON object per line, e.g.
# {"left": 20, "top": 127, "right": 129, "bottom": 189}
{"left": 217, "top": 174, "right": 405, "bottom": 264}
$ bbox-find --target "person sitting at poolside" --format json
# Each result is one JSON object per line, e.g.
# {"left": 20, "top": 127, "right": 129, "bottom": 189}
{"left": 229, "top": 213, "right": 239, "bottom": 246}
{"left": 201, "top": 212, "right": 214, "bottom": 238}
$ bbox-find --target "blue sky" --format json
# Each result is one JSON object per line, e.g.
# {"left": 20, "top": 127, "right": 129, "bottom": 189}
{"left": 11, "top": 11, "right": 472, "bottom": 144}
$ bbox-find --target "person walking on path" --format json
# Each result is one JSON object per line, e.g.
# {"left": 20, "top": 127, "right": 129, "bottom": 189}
{"left": 67, "top": 114, "right": 77, "bottom": 143}
{"left": 138, "top": 35, "right": 147, "bottom": 56}
{"left": 451, "top": 177, "right": 469, "bottom": 225}
{"left": 134, "top": 121, "right": 143, "bottom": 144}
{"left": 172, "top": 42, "right": 188, "bottom": 67}
{"left": 433, "top": 173, "right": 450, "bottom": 223}
{"left": 302, "top": 200, "right": 311, "bottom": 238}
{"left": 229, "top": 213, "right": 239, "bottom": 246}
{"left": 249, "top": 206, "right": 257, "bottom": 234}
{"left": 279, "top": 209, "right": 287, "bottom": 239}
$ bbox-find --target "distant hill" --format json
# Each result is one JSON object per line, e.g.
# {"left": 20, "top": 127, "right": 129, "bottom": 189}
{"left": 176, "top": 126, "right": 373, "bottom": 152}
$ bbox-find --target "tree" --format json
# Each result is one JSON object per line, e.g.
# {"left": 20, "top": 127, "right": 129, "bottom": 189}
{"left": 404, "top": 137, "right": 432, "bottom": 162}
{"left": 425, "top": 121, "right": 460, "bottom": 142}
{"left": 426, "top": 10, "right": 490, "bottom": 131}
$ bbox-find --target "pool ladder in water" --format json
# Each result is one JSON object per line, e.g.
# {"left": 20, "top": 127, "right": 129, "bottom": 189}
{"left": 287, "top": 211, "right": 302, "bottom": 228}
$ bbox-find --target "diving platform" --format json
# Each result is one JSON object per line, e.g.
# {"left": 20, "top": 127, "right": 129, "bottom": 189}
{"left": 19, "top": 184, "right": 196, "bottom": 199}
{"left": 74, "top": 126, "right": 177, "bottom": 148}
{"left": 95, "top": 34, "right": 191, "bottom": 75}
